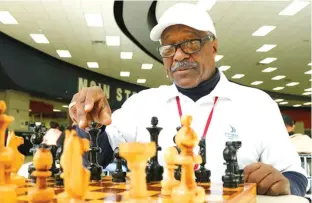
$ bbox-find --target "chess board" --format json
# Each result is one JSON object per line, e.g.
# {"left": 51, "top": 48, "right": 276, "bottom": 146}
{"left": 16, "top": 176, "right": 256, "bottom": 203}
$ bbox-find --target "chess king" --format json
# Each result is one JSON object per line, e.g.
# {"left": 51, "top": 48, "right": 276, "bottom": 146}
{"left": 69, "top": 2, "right": 307, "bottom": 197}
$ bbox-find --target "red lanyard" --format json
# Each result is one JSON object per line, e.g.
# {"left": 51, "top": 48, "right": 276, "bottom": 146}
{"left": 176, "top": 96, "right": 219, "bottom": 138}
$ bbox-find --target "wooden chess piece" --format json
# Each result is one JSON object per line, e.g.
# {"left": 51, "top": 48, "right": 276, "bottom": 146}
{"left": 87, "top": 122, "right": 103, "bottom": 181}
{"left": 173, "top": 127, "right": 181, "bottom": 181}
{"left": 222, "top": 142, "right": 240, "bottom": 188}
{"left": 171, "top": 115, "right": 205, "bottom": 203}
{"left": 28, "top": 144, "right": 55, "bottom": 203}
{"left": 112, "top": 147, "right": 126, "bottom": 183}
{"left": 0, "top": 101, "right": 17, "bottom": 203}
{"left": 119, "top": 142, "right": 156, "bottom": 202}
{"left": 6, "top": 131, "right": 26, "bottom": 194}
{"left": 57, "top": 130, "right": 90, "bottom": 203}
{"left": 161, "top": 146, "right": 180, "bottom": 196}
{"left": 195, "top": 138, "right": 211, "bottom": 183}
{"left": 146, "top": 117, "right": 163, "bottom": 183}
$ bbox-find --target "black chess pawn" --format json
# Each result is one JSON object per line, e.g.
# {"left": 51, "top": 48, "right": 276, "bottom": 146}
{"left": 195, "top": 138, "right": 211, "bottom": 183}
{"left": 87, "top": 122, "right": 103, "bottom": 181}
{"left": 174, "top": 126, "right": 182, "bottom": 181}
{"left": 28, "top": 125, "right": 45, "bottom": 181}
{"left": 146, "top": 117, "right": 164, "bottom": 183}
{"left": 222, "top": 142, "right": 239, "bottom": 188}
{"left": 112, "top": 147, "right": 126, "bottom": 183}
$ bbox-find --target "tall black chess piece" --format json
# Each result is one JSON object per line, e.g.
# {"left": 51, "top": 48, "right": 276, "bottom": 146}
{"left": 195, "top": 138, "right": 211, "bottom": 183}
{"left": 87, "top": 122, "right": 103, "bottom": 181}
{"left": 146, "top": 117, "right": 164, "bottom": 183}
{"left": 222, "top": 142, "right": 240, "bottom": 188}
{"left": 174, "top": 126, "right": 181, "bottom": 181}
{"left": 232, "top": 141, "right": 244, "bottom": 185}
{"left": 28, "top": 124, "right": 45, "bottom": 181}
{"left": 112, "top": 147, "right": 126, "bottom": 183}
{"left": 54, "top": 132, "right": 65, "bottom": 186}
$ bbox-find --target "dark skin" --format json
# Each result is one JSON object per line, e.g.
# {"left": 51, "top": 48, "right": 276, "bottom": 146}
{"left": 69, "top": 24, "right": 290, "bottom": 196}
{"left": 161, "top": 25, "right": 218, "bottom": 88}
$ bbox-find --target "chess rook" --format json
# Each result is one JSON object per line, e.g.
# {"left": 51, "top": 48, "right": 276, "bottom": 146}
{"left": 195, "top": 138, "right": 211, "bottom": 183}
{"left": 112, "top": 147, "right": 126, "bottom": 183}
{"left": 222, "top": 142, "right": 240, "bottom": 188}
{"left": 146, "top": 116, "right": 164, "bottom": 183}
{"left": 119, "top": 142, "right": 156, "bottom": 202}
{"left": 87, "top": 122, "right": 103, "bottom": 181}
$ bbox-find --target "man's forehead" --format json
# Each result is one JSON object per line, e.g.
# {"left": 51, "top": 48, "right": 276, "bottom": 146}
{"left": 161, "top": 24, "right": 203, "bottom": 40}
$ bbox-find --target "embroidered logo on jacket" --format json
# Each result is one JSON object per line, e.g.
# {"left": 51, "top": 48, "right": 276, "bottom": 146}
{"left": 224, "top": 125, "right": 239, "bottom": 140}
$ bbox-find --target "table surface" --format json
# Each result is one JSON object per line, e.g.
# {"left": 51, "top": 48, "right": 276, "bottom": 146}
{"left": 257, "top": 195, "right": 309, "bottom": 203}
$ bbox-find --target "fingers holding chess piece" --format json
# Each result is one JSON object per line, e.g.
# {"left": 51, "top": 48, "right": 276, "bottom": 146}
{"left": 112, "top": 147, "right": 126, "bottom": 183}
{"left": 171, "top": 115, "right": 205, "bottom": 203}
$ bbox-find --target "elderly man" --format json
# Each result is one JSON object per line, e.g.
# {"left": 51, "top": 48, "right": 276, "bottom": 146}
{"left": 69, "top": 3, "right": 307, "bottom": 197}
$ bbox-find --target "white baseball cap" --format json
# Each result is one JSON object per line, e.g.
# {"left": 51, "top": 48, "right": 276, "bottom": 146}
{"left": 150, "top": 3, "right": 216, "bottom": 41}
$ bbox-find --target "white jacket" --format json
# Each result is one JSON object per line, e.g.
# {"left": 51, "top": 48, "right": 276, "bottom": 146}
{"left": 105, "top": 71, "right": 306, "bottom": 182}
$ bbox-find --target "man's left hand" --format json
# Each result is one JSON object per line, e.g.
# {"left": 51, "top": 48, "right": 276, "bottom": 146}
{"left": 244, "top": 162, "right": 291, "bottom": 196}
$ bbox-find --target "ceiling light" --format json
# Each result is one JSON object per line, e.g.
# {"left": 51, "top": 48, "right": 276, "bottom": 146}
{"left": 106, "top": 36, "right": 120, "bottom": 46}
{"left": 120, "top": 71, "right": 130, "bottom": 77}
{"left": 279, "top": 101, "right": 288, "bottom": 105}
{"left": 56, "top": 50, "right": 71, "bottom": 58}
{"left": 53, "top": 109, "right": 61, "bottom": 112}
{"left": 84, "top": 13, "right": 103, "bottom": 27}
{"left": 279, "top": 1, "right": 310, "bottom": 16}
{"left": 166, "top": 75, "right": 169, "bottom": 78}
{"left": 232, "top": 74, "right": 245, "bottom": 79}
{"left": 304, "top": 88, "right": 312, "bottom": 91}
{"left": 219, "top": 66, "right": 231, "bottom": 71}
{"left": 62, "top": 105, "right": 69, "bottom": 108}
{"left": 256, "top": 44, "right": 276, "bottom": 52}
{"left": 251, "top": 81, "right": 263, "bottom": 85}
{"left": 137, "top": 79, "right": 146, "bottom": 84}
{"left": 308, "top": 62, "right": 312, "bottom": 66}
{"left": 0, "top": 11, "right": 18, "bottom": 24}
{"left": 274, "top": 99, "right": 284, "bottom": 102}
{"left": 293, "top": 104, "right": 302, "bottom": 107}
{"left": 272, "top": 75, "right": 285, "bottom": 80}
{"left": 259, "top": 57, "right": 277, "bottom": 64}
{"left": 273, "top": 87, "right": 284, "bottom": 90}
{"left": 252, "top": 26, "right": 276, "bottom": 36}
{"left": 262, "top": 67, "right": 277, "bottom": 72}
{"left": 302, "top": 92, "right": 312, "bottom": 95}
{"left": 87, "top": 62, "right": 99, "bottom": 68}
{"left": 305, "top": 70, "right": 312, "bottom": 74}
{"left": 303, "top": 102, "right": 312, "bottom": 105}
{"left": 120, "top": 52, "right": 133, "bottom": 59}
{"left": 30, "top": 34, "right": 49, "bottom": 44}
{"left": 286, "top": 82, "right": 299, "bottom": 86}
{"left": 141, "top": 64, "right": 153, "bottom": 70}
{"left": 215, "top": 55, "right": 223, "bottom": 62}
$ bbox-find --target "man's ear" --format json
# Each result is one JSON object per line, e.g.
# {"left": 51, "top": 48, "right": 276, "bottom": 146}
{"left": 213, "top": 39, "right": 218, "bottom": 54}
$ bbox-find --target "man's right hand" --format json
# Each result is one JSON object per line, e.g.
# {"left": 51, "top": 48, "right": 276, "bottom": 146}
{"left": 69, "top": 86, "right": 112, "bottom": 129}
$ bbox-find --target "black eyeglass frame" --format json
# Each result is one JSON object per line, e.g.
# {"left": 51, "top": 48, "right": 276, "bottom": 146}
{"left": 158, "top": 35, "right": 216, "bottom": 58}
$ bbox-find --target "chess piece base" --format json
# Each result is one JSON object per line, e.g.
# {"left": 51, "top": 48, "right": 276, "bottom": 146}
{"left": 87, "top": 163, "right": 103, "bottom": 181}
{"left": 222, "top": 175, "right": 239, "bottom": 188}
{"left": 112, "top": 171, "right": 126, "bottom": 183}
{"left": 195, "top": 168, "right": 211, "bottom": 183}
{"left": 10, "top": 174, "right": 26, "bottom": 195}
{"left": 0, "top": 185, "right": 17, "bottom": 203}
{"left": 172, "top": 185, "right": 205, "bottom": 203}
{"left": 161, "top": 179, "right": 180, "bottom": 196}
{"left": 28, "top": 187, "right": 55, "bottom": 202}
{"left": 146, "top": 165, "right": 164, "bottom": 182}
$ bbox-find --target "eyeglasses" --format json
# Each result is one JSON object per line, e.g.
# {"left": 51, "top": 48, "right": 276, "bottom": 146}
{"left": 158, "top": 35, "right": 215, "bottom": 58}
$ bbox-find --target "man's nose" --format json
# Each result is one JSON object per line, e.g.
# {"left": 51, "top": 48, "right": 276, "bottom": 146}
{"left": 173, "top": 47, "right": 190, "bottom": 62}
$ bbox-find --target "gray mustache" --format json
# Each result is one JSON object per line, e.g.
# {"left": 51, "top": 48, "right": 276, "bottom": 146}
{"left": 171, "top": 61, "right": 198, "bottom": 72}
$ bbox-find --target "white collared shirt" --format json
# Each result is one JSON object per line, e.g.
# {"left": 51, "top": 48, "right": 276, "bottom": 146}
{"left": 106, "top": 71, "right": 306, "bottom": 182}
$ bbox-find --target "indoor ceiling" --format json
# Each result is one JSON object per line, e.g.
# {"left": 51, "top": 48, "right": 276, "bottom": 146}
{"left": 0, "top": 0, "right": 311, "bottom": 108}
